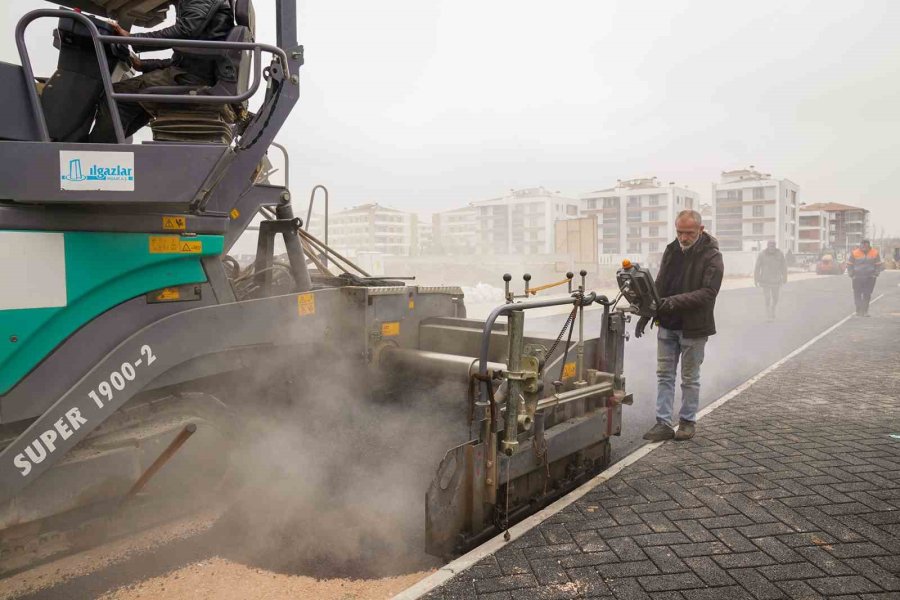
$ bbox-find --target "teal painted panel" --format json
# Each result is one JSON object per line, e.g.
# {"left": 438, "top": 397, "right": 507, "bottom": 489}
{"left": 0, "top": 232, "right": 224, "bottom": 394}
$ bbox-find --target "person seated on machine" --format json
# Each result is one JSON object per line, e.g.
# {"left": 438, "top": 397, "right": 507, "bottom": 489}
{"left": 89, "top": 0, "right": 234, "bottom": 143}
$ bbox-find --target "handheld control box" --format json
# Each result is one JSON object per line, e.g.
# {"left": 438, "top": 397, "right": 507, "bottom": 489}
{"left": 616, "top": 260, "right": 662, "bottom": 317}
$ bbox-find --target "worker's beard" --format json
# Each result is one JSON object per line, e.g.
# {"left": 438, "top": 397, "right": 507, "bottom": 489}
{"left": 680, "top": 239, "right": 696, "bottom": 251}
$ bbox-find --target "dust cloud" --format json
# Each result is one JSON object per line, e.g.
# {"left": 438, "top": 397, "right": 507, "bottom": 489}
{"left": 206, "top": 349, "right": 467, "bottom": 579}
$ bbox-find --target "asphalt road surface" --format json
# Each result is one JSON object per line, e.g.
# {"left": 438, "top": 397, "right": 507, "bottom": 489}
{"left": 527, "top": 271, "right": 900, "bottom": 463}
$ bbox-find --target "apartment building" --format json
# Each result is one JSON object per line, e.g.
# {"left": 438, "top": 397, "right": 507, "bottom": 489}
{"left": 417, "top": 219, "right": 434, "bottom": 255}
{"left": 580, "top": 178, "right": 699, "bottom": 256}
{"left": 472, "top": 187, "right": 579, "bottom": 255}
{"left": 712, "top": 168, "right": 800, "bottom": 252}
{"left": 801, "top": 202, "right": 870, "bottom": 252}
{"left": 432, "top": 204, "right": 478, "bottom": 255}
{"left": 329, "top": 203, "right": 419, "bottom": 257}
{"left": 798, "top": 208, "right": 829, "bottom": 254}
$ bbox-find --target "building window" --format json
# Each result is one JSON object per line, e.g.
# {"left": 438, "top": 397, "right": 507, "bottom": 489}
{"left": 586, "top": 199, "right": 597, "bottom": 209}
{"left": 627, "top": 196, "right": 640, "bottom": 208}
{"left": 753, "top": 205, "right": 764, "bottom": 218}
{"left": 649, "top": 242, "right": 659, "bottom": 252}
{"left": 628, "top": 227, "right": 640, "bottom": 237}
{"left": 627, "top": 242, "right": 641, "bottom": 254}
{"left": 566, "top": 205, "right": 578, "bottom": 216}
{"left": 603, "top": 197, "right": 619, "bottom": 208}
{"left": 649, "top": 210, "right": 659, "bottom": 222}
{"left": 649, "top": 226, "right": 659, "bottom": 237}
{"left": 753, "top": 187, "right": 764, "bottom": 200}
{"left": 753, "top": 223, "right": 764, "bottom": 234}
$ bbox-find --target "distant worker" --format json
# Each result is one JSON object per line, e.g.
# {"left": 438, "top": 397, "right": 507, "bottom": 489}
{"left": 847, "top": 239, "right": 883, "bottom": 317}
{"left": 635, "top": 210, "right": 724, "bottom": 442}
{"left": 754, "top": 240, "right": 788, "bottom": 320}
{"left": 89, "top": 0, "right": 234, "bottom": 143}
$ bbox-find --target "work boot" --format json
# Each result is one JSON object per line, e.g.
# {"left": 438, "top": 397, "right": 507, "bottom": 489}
{"left": 674, "top": 420, "right": 696, "bottom": 441}
{"left": 643, "top": 422, "right": 674, "bottom": 442}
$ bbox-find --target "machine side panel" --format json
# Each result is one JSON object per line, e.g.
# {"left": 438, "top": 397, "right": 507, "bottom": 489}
{"left": 0, "top": 62, "right": 41, "bottom": 142}
{"left": 0, "top": 231, "right": 223, "bottom": 395}
{"left": 0, "top": 287, "right": 217, "bottom": 424}
{"left": 0, "top": 204, "right": 228, "bottom": 235}
{"left": 0, "top": 287, "right": 352, "bottom": 503}
{"left": 0, "top": 142, "right": 226, "bottom": 205}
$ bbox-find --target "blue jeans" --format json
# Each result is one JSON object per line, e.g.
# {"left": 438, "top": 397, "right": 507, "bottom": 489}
{"left": 656, "top": 327, "right": 708, "bottom": 427}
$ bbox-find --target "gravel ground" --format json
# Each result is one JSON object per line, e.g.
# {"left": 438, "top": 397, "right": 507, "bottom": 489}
{"left": 97, "top": 558, "right": 430, "bottom": 600}
{"left": 0, "top": 513, "right": 218, "bottom": 600}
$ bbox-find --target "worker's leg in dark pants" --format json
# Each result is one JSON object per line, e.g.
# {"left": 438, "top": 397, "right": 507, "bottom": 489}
{"left": 852, "top": 277, "right": 865, "bottom": 315}
{"left": 89, "top": 67, "right": 208, "bottom": 143}
{"left": 859, "top": 277, "right": 877, "bottom": 316}
{"left": 762, "top": 286, "right": 780, "bottom": 319}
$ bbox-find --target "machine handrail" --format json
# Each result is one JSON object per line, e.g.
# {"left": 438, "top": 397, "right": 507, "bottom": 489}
{"left": 15, "top": 9, "right": 290, "bottom": 144}
{"left": 476, "top": 292, "right": 598, "bottom": 413}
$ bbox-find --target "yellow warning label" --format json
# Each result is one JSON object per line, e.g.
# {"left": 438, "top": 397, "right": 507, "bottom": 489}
{"left": 149, "top": 236, "right": 203, "bottom": 254}
{"left": 562, "top": 362, "right": 577, "bottom": 378}
{"left": 297, "top": 293, "right": 316, "bottom": 316}
{"left": 381, "top": 322, "right": 400, "bottom": 337}
{"left": 162, "top": 216, "right": 186, "bottom": 231}
{"left": 229, "top": 208, "right": 240, "bottom": 220}
{"left": 408, "top": 299, "right": 415, "bottom": 310}
{"left": 155, "top": 287, "right": 181, "bottom": 301}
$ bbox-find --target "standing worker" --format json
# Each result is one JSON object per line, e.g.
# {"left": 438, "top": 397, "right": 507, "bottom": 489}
{"left": 754, "top": 240, "right": 788, "bottom": 320}
{"left": 635, "top": 210, "right": 724, "bottom": 442}
{"left": 847, "top": 240, "right": 883, "bottom": 317}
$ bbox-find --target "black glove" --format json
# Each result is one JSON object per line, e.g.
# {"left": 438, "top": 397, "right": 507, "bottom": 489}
{"left": 635, "top": 316, "right": 653, "bottom": 338}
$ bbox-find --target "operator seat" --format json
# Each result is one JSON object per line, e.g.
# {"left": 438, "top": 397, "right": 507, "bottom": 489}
{"left": 143, "top": 0, "right": 256, "bottom": 144}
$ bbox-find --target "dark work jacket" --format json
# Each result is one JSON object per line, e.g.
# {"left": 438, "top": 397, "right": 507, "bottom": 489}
{"left": 754, "top": 247, "right": 787, "bottom": 286}
{"left": 655, "top": 232, "right": 724, "bottom": 338}
{"left": 132, "top": 0, "right": 234, "bottom": 76}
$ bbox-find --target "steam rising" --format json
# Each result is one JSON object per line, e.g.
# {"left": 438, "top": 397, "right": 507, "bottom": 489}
{"left": 210, "top": 350, "right": 466, "bottom": 578}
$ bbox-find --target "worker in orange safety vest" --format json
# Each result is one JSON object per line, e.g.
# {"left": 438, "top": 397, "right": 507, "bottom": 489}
{"left": 846, "top": 240, "right": 884, "bottom": 317}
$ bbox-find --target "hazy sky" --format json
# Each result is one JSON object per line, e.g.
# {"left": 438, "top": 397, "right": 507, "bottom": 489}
{"left": 5, "top": 1, "right": 899, "bottom": 235}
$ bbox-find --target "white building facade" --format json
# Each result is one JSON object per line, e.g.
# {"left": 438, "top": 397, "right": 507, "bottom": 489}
{"left": 473, "top": 187, "right": 579, "bottom": 255}
{"left": 432, "top": 204, "right": 478, "bottom": 255}
{"left": 712, "top": 168, "right": 800, "bottom": 252}
{"left": 580, "top": 178, "right": 699, "bottom": 258}
{"left": 798, "top": 208, "right": 829, "bottom": 254}
{"left": 801, "top": 203, "right": 870, "bottom": 252}
{"left": 329, "top": 203, "right": 419, "bottom": 257}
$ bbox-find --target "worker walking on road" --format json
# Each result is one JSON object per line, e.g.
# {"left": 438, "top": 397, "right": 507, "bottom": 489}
{"left": 635, "top": 210, "right": 724, "bottom": 442}
{"left": 847, "top": 239, "right": 883, "bottom": 317}
{"left": 754, "top": 240, "right": 788, "bottom": 321}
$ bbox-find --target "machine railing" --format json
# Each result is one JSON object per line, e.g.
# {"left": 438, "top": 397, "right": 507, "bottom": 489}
{"left": 15, "top": 9, "right": 290, "bottom": 144}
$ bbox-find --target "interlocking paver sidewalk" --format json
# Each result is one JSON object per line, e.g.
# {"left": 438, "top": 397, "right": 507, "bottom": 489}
{"left": 423, "top": 289, "right": 900, "bottom": 600}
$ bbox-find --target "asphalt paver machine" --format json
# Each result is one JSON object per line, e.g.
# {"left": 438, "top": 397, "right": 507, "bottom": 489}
{"left": 0, "top": 0, "right": 648, "bottom": 569}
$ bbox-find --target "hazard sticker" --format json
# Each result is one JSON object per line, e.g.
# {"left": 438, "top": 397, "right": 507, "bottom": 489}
{"left": 162, "top": 216, "right": 186, "bottom": 231}
{"left": 381, "top": 322, "right": 400, "bottom": 337}
{"left": 149, "top": 236, "right": 203, "bottom": 254}
{"left": 297, "top": 293, "right": 315, "bottom": 316}
{"left": 562, "top": 362, "right": 576, "bottom": 378}
{"left": 155, "top": 288, "right": 181, "bottom": 301}
{"left": 229, "top": 208, "right": 240, "bottom": 220}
